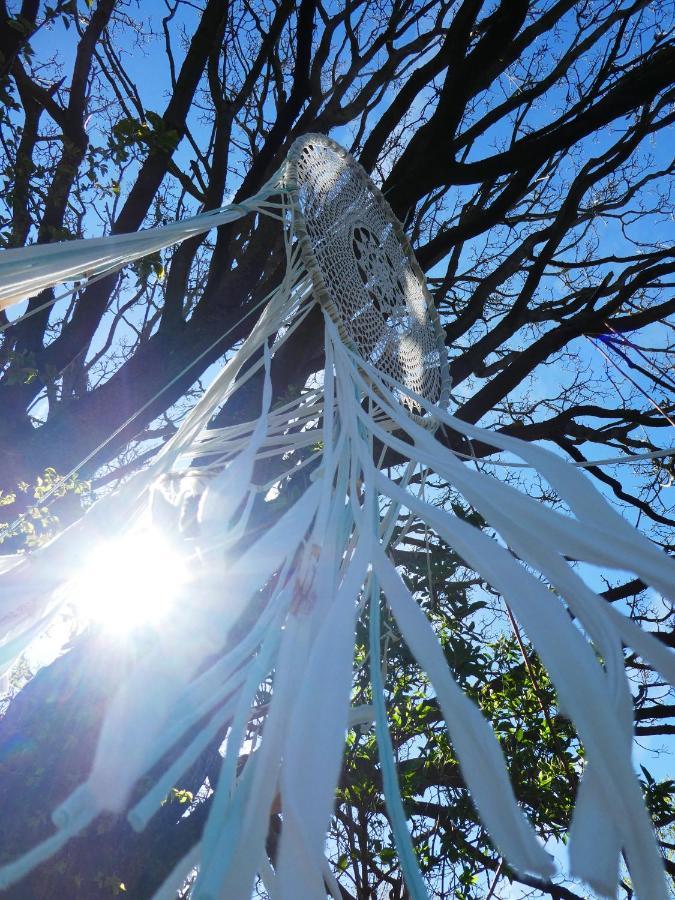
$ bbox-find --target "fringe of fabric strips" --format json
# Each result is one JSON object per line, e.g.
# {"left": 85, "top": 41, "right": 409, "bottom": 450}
{"left": 0, "top": 139, "right": 673, "bottom": 900}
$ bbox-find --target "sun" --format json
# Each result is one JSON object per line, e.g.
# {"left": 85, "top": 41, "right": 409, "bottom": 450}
{"left": 70, "top": 528, "right": 189, "bottom": 633}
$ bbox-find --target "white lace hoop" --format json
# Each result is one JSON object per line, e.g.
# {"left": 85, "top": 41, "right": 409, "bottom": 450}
{"left": 284, "top": 134, "right": 450, "bottom": 422}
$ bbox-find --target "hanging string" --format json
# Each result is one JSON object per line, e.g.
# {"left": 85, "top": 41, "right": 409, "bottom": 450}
{"left": 601, "top": 322, "right": 675, "bottom": 394}
{"left": 0, "top": 267, "right": 126, "bottom": 335}
{"left": 451, "top": 444, "right": 675, "bottom": 469}
{"left": 587, "top": 336, "right": 675, "bottom": 430}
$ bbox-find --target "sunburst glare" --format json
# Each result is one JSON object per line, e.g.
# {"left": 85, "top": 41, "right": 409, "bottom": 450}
{"left": 71, "top": 529, "right": 188, "bottom": 633}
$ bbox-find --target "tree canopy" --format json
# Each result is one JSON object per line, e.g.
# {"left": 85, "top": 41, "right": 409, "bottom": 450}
{"left": 0, "top": 1, "right": 674, "bottom": 898}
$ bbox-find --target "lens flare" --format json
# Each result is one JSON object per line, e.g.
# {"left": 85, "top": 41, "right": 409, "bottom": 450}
{"left": 71, "top": 529, "right": 188, "bottom": 632}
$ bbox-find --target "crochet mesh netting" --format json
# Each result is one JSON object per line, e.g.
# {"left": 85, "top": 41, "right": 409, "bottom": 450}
{"left": 287, "top": 135, "right": 447, "bottom": 414}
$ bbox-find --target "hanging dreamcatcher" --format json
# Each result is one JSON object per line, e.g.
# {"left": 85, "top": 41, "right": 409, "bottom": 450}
{"left": 1, "top": 134, "right": 674, "bottom": 899}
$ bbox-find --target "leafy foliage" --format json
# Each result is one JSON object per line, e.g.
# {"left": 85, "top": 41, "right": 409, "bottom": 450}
{"left": 0, "top": 467, "right": 90, "bottom": 548}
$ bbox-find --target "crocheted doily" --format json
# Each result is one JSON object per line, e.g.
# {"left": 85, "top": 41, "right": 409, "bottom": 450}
{"left": 285, "top": 134, "right": 449, "bottom": 418}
